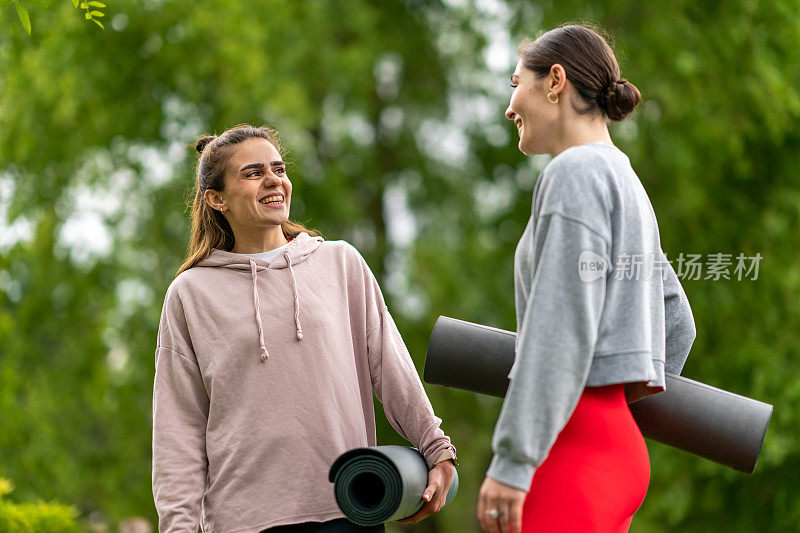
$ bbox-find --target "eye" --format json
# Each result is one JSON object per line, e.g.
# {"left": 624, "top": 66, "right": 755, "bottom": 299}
{"left": 246, "top": 170, "right": 261, "bottom": 178}
{"left": 275, "top": 167, "right": 286, "bottom": 174}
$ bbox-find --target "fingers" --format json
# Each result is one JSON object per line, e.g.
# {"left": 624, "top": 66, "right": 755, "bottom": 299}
{"left": 397, "top": 461, "right": 460, "bottom": 523}
{"left": 396, "top": 474, "right": 446, "bottom": 524}
{"left": 494, "top": 498, "right": 523, "bottom": 533}
{"left": 478, "top": 477, "right": 526, "bottom": 533}
{"left": 499, "top": 501, "right": 522, "bottom": 533}
{"left": 396, "top": 501, "right": 432, "bottom": 524}
{"left": 511, "top": 500, "right": 524, "bottom": 533}
{"left": 477, "top": 485, "right": 499, "bottom": 533}
{"left": 422, "top": 477, "right": 441, "bottom": 504}
{"left": 396, "top": 499, "right": 444, "bottom": 523}
{"left": 499, "top": 508, "right": 511, "bottom": 533}
{"left": 477, "top": 483, "right": 488, "bottom": 532}
{"left": 479, "top": 506, "right": 513, "bottom": 533}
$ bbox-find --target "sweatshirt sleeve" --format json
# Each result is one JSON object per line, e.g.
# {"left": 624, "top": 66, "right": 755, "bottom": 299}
{"left": 487, "top": 214, "right": 608, "bottom": 491}
{"left": 358, "top": 254, "right": 455, "bottom": 468}
{"left": 662, "top": 254, "right": 696, "bottom": 375}
{"left": 152, "top": 284, "right": 210, "bottom": 533}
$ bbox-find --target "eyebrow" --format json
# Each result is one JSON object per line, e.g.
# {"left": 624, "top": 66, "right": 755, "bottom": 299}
{"left": 239, "top": 161, "right": 285, "bottom": 173}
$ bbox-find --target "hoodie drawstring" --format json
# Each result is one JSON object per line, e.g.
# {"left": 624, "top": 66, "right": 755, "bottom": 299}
{"left": 249, "top": 254, "right": 305, "bottom": 363}
{"left": 250, "top": 259, "right": 269, "bottom": 362}
{"left": 285, "top": 251, "right": 304, "bottom": 340}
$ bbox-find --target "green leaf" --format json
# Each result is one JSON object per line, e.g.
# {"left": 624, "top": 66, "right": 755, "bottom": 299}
{"left": 90, "top": 17, "right": 103, "bottom": 29}
{"left": 79, "top": 1, "right": 87, "bottom": 7}
{"left": 87, "top": 0, "right": 105, "bottom": 6}
{"left": 89, "top": 9, "right": 103, "bottom": 16}
{"left": 14, "top": 1, "right": 31, "bottom": 35}
{"left": 71, "top": 0, "right": 78, "bottom": 6}
{"left": 0, "top": 0, "right": 15, "bottom": 5}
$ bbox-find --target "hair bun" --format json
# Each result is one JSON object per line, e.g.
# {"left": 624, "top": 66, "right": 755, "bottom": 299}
{"left": 598, "top": 78, "right": 641, "bottom": 122}
{"left": 195, "top": 135, "right": 216, "bottom": 154}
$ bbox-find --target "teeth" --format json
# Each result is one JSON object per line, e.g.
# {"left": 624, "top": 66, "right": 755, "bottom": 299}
{"left": 259, "top": 195, "right": 284, "bottom": 204}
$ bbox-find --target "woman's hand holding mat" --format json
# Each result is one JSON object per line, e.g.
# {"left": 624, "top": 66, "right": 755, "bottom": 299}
{"left": 396, "top": 459, "right": 456, "bottom": 523}
{"left": 329, "top": 446, "right": 459, "bottom": 524}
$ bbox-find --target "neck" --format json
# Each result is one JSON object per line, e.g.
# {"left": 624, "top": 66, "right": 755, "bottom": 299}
{"left": 231, "top": 225, "right": 290, "bottom": 254}
{"left": 549, "top": 112, "right": 613, "bottom": 157}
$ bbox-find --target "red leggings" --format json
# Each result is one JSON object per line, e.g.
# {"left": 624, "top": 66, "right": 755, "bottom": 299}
{"left": 520, "top": 384, "right": 650, "bottom": 533}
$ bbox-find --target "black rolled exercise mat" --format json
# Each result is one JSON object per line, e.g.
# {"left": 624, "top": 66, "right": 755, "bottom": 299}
{"left": 424, "top": 316, "right": 773, "bottom": 474}
{"left": 329, "top": 446, "right": 458, "bottom": 525}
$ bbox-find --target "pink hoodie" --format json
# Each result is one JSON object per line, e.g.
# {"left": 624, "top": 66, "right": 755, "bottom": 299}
{"left": 152, "top": 232, "right": 454, "bottom": 532}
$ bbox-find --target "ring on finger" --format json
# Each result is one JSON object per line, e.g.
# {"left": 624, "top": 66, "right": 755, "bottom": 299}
{"left": 486, "top": 508, "right": 504, "bottom": 519}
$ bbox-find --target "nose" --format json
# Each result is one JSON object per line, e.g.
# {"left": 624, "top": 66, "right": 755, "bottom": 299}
{"left": 505, "top": 105, "right": 516, "bottom": 121}
{"left": 263, "top": 171, "right": 283, "bottom": 186}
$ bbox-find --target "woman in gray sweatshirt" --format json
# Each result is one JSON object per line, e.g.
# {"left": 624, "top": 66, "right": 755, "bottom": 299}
{"left": 477, "top": 25, "right": 696, "bottom": 533}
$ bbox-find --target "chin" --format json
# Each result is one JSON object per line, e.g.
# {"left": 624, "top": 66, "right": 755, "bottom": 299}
{"left": 517, "top": 133, "right": 535, "bottom": 155}
{"left": 519, "top": 141, "right": 536, "bottom": 156}
{"left": 520, "top": 137, "right": 547, "bottom": 156}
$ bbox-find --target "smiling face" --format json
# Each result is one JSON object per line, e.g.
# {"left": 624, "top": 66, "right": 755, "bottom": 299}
{"left": 506, "top": 60, "right": 559, "bottom": 156}
{"left": 209, "top": 137, "right": 293, "bottom": 245}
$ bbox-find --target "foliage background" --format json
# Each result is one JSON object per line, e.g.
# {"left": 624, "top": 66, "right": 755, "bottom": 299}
{"left": 1, "top": 0, "right": 798, "bottom": 531}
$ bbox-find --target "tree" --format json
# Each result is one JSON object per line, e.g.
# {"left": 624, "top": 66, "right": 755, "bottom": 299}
{"left": 1, "top": 0, "right": 799, "bottom": 531}
{"left": 4, "top": 0, "right": 105, "bottom": 35}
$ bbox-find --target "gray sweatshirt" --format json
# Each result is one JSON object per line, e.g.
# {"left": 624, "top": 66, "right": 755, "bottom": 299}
{"left": 487, "top": 142, "right": 696, "bottom": 490}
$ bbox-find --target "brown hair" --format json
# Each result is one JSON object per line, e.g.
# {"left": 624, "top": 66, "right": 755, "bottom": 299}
{"left": 518, "top": 24, "right": 641, "bottom": 121}
{"left": 177, "top": 124, "right": 320, "bottom": 275}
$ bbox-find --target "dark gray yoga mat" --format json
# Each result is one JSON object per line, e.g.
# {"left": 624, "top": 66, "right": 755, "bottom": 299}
{"left": 424, "top": 316, "right": 772, "bottom": 474}
{"left": 329, "top": 446, "right": 458, "bottom": 525}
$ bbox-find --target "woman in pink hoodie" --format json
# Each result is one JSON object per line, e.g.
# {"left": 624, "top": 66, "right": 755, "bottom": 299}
{"left": 152, "top": 124, "right": 456, "bottom": 533}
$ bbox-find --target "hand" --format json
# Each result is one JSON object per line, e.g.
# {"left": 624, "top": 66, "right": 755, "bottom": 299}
{"left": 396, "top": 459, "right": 456, "bottom": 523}
{"left": 477, "top": 476, "right": 526, "bottom": 533}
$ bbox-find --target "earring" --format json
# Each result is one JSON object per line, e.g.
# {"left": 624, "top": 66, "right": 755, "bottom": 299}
{"left": 547, "top": 92, "right": 559, "bottom": 104}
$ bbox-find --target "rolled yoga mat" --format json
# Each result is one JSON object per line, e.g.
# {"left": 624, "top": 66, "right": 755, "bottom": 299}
{"left": 328, "top": 445, "right": 458, "bottom": 525}
{"left": 424, "top": 316, "right": 773, "bottom": 474}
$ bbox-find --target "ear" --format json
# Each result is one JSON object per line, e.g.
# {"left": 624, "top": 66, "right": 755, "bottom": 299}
{"left": 204, "top": 189, "right": 226, "bottom": 213}
{"left": 548, "top": 64, "right": 567, "bottom": 95}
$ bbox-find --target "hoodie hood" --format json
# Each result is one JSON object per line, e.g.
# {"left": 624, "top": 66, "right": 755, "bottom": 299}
{"left": 196, "top": 231, "right": 324, "bottom": 270}
{"left": 194, "top": 232, "right": 324, "bottom": 362}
